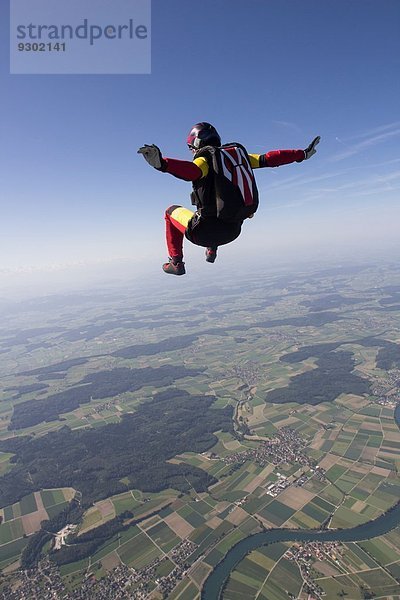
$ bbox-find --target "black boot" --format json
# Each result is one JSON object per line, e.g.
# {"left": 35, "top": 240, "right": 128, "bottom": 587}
{"left": 205, "top": 247, "right": 217, "bottom": 263}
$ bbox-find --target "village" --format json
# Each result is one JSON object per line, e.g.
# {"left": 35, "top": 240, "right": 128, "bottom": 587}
{"left": 223, "top": 426, "right": 321, "bottom": 471}
{"left": 371, "top": 368, "right": 400, "bottom": 407}
{"left": 0, "top": 538, "right": 199, "bottom": 600}
{"left": 285, "top": 541, "right": 343, "bottom": 600}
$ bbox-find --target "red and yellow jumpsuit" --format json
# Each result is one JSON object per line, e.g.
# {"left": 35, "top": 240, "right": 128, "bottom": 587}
{"left": 163, "top": 148, "right": 306, "bottom": 260}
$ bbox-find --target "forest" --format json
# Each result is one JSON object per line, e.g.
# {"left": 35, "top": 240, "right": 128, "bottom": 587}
{"left": 375, "top": 342, "right": 400, "bottom": 370}
{"left": 56, "top": 315, "right": 189, "bottom": 343}
{"left": 281, "top": 341, "right": 344, "bottom": 363}
{"left": 256, "top": 311, "right": 342, "bottom": 329}
{"left": 5, "top": 382, "right": 49, "bottom": 399}
{"left": 10, "top": 364, "right": 201, "bottom": 429}
{"left": 300, "top": 293, "right": 366, "bottom": 312}
{"left": 0, "top": 388, "right": 233, "bottom": 507}
{"left": 22, "top": 505, "right": 166, "bottom": 567}
{"left": 50, "top": 509, "right": 165, "bottom": 566}
{"left": 112, "top": 333, "right": 199, "bottom": 359}
{"left": 109, "top": 314, "right": 343, "bottom": 361}
{"left": 281, "top": 337, "right": 400, "bottom": 371}
{"left": 0, "top": 326, "right": 65, "bottom": 350}
{"left": 266, "top": 350, "right": 370, "bottom": 405}
{"left": 21, "top": 500, "right": 84, "bottom": 568}
{"left": 21, "top": 357, "right": 89, "bottom": 376}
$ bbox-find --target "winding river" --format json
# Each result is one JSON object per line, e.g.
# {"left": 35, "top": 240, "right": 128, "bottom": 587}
{"left": 201, "top": 404, "right": 400, "bottom": 599}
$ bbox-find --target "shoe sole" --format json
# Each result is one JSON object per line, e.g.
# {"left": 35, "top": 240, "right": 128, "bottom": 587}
{"left": 205, "top": 249, "right": 217, "bottom": 263}
{"left": 162, "top": 266, "right": 186, "bottom": 275}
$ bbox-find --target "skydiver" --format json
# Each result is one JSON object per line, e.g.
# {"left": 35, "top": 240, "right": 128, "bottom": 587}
{"left": 138, "top": 123, "right": 320, "bottom": 275}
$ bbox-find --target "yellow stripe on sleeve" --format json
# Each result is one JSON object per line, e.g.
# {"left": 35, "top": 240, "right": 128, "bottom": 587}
{"left": 248, "top": 154, "right": 261, "bottom": 169}
{"left": 193, "top": 156, "right": 209, "bottom": 178}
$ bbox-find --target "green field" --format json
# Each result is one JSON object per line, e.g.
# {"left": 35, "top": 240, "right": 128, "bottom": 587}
{"left": 41, "top": 489, "right": 66, "bottom": 508}
{"left": 258, "top": 501, "right": 296, "bottom": 527}
{"left": 147, "top": 521, "right": 180, "bottom": 552}
{"left": 0, "top": 519, "right": 24, "bottom": 545}
{"left": 117, "top": 531, "right": 162, "bottom": 569}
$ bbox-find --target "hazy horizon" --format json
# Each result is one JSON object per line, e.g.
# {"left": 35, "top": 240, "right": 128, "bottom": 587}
{"left": 1, "top": 244, "right": 399, "bottom": 303}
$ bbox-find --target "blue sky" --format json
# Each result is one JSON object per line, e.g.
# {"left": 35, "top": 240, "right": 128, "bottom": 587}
{"left": 1, "top": 0, "right": 399, "bottom": 287}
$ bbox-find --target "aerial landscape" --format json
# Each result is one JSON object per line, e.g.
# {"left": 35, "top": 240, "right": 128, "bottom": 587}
{"left": 1, "top": 259, "right": 400, "bottom": 599}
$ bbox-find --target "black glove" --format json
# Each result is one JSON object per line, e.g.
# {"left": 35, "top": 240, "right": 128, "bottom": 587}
{"left": 137, "top": 144, "right": 166, "bottom": 171}
{"left": 304, "top": 136, "right": 321, "bottom": 160}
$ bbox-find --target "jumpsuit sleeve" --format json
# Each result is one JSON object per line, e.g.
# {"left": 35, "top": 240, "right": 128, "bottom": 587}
{"left": 249, "top": 150, "right": 305, "bottom": 168}
{"left": 163, "top": 157, "right": 204, "bottom": 181}
{"left": 163, "top": 149, "right": 303, "bottom": 179}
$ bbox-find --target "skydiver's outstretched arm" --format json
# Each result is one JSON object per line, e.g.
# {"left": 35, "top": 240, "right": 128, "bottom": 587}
{"left": 137, "top": 144, "right": 202, "bottom": 181}
{"left": 251, "top": 136, "right": 321, "bottom": 169}
{"left": 137, "top": 136, "right": 321, "bottom": 178}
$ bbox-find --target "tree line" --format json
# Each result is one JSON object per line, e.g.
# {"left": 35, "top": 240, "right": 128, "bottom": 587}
{"left": 10, "top": 364, "right": 202, "bottom": 429}
{"left": 266, "top": 351, "right": 370, "bottom": 406}
{"left": 0, "top": 388, "right": 233, "bottom": 508}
